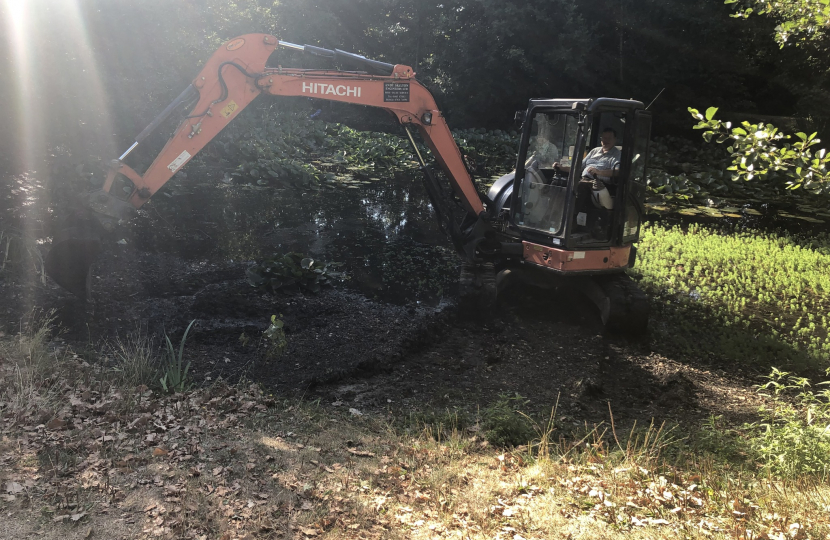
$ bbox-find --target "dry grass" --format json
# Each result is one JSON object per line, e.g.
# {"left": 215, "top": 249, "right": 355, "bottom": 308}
{"left": 1, "top": 323, "right": 830, "bottom": 540}
{"left": 0, "top": 310, "right": 63, "bottom": 422}
{"left": 106, "top": 330, "right": 160, "bottom": 389}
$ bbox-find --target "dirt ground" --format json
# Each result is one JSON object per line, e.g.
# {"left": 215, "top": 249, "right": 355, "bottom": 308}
{"left": 0, "top": 165, "right": 765, "bottom": 429}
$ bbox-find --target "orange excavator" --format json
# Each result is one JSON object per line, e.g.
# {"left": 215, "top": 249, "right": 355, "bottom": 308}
{"left": 45, "top": 34, "right": 652, "bottom": 333}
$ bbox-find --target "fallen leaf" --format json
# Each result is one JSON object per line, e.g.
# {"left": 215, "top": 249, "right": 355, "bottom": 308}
{"left": 5, "top": 482, "right": 23, "bottom": 494}
{"left": 53, "top": 515, "right": 71, "bottom": 523}
{"left": 348, "top": 408, "right": 363, "bottom": 416}
{"left": 300, "top": 528, "right": 318, "bottom": 537}
{"left": 46, "top": 418, "right": 67, "bottom": 430}
{"left": 71, "top": 512, "right": 87, "bottom": 522}
{"left": 152, "top": 447, "right": 169, "bottom": 457}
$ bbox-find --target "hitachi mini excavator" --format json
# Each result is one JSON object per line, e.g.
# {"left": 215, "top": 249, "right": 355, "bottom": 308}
{"left": 45, "top": 34, "right": 652, "bottom": 333}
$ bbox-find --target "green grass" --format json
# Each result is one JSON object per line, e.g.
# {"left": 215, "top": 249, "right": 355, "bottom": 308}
{"left": 634, "top": 222, "right": 830, "bottom": 370}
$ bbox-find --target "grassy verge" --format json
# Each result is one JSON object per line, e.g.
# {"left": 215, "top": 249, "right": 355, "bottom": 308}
{"left": 634, "top": 222, "right": 830, "bottom": 371}
{"left": 2, "top": 318, "right": 830, "bottom": 539}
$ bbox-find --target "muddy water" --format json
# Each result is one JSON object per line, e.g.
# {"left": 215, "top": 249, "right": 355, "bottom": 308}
{"left": 130, "top": 167, "right": 457, "bottom": 306}
{"left": 0, "top": 165, "right": 466, "bottom": 393}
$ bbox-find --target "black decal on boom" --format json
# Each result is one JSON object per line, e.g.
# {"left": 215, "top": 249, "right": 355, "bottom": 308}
{"left": 384, "top": 83, "right": 410, "bottom": 102}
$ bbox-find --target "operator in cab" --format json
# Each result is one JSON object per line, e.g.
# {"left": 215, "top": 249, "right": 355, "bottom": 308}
{"left": 551, "top": 127, "right": 620, "bottom": 180}
{"left": 553, "top": 127, "right": 621, "bottom": 229}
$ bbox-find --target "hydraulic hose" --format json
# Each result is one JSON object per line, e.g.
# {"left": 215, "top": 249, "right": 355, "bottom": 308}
{"left": 186, "top": 61, "right": 264, "bottom": 120}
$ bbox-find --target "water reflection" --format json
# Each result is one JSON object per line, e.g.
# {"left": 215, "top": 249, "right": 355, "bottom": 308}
{"left": 142, "top": 169, "right": 454, "bottom": 304}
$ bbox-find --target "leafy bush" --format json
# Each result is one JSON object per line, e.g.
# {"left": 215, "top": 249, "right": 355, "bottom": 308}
{"left": 481, "top": 393, "right": 536, "bottom": 447}
{"left": 199, "top": 108, "right": 519, "bottom": 188}
{"left": 246, "top": 253, "right": 345, "bottom": 294}
{"left": 263, "top": 315, "right": 288, "bottom": 358}
{"left": 690, "top": 106, "right": 830, "bottom": 193}
{"left": 452, "top": 128, "right": 518, "bottom": 175}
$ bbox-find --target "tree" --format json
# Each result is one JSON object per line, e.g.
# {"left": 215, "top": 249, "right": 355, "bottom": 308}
{"left": 688, "top": 0, "right": 830, "bottom": 192}
{"left": 726, "top": 0, "right": 830, "bottom": 45}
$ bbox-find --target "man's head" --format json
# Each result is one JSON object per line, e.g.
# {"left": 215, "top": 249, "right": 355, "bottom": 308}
{"left": 600, "top": 128, "right": 617, "bottom": 151}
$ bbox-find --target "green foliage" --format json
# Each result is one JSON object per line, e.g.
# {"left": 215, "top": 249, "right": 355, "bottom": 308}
{"left": 200, "top": 108, "right": 518, "bottom": 188}
{"left": 634, "top": 222, "right": 830, "bottom": 369}
{"left": 263, "top": 315, "right": 288, "bottom": 358}
{"left": 646, "top": 136, "right": 737, "bottom": 202}
{"left": 453, "top": 128, "right": 518, "bottom": 175}
{"left": 742, "top": 367, "right": 830, "bottom": 477}
{"left": 4, "top": 0, "right": 826, "bottom": 168}
{"left": 690, "top": 107, "right": 830, "bottom": 192}
{"left": 481, "top": 393, "right": 536, "bottom": 448}
{"left": 160, "top": 320, "right": 195, "bottom": 393}
{"left": 246, "top": 252, "right": 344, "bottom": 294}
{"left": 726, "top": 0, "right": 830, "bottom": 45}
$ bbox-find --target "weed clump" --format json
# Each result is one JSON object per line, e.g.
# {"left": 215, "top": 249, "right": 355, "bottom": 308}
{"left": 744, "top": 368, "right": 830, "bottom": 478}
{"left": 481, "top": 393, "right": 535, "bottom": 447}
{"left": 0, "top": 310, "right": 61, "bottom": 421}
{"left": 108, "top": 331, "right": 159, "bottom": 388}
{"left": 160, "top": 319, "right": 195, "bottom": 393}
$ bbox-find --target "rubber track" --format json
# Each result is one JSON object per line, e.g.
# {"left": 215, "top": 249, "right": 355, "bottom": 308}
{"left": 598, "top": 273, "right": 649, "bottom": 335}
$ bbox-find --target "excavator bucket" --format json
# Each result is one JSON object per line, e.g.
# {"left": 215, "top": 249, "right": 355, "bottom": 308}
{"left": 45, "top": 212, "right": 104, "bottom": 298}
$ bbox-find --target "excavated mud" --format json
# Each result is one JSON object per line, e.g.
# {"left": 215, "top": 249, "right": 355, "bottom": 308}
{"left": 0, "top": 164, "right": 764, "bottom": 426}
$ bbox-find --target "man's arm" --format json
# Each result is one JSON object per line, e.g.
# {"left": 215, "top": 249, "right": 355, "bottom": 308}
{"left": 554, "top": 147, "right": 597, "bottom": 174}
{"left": 588, "top": 166, "right": 617, "bottom": 179}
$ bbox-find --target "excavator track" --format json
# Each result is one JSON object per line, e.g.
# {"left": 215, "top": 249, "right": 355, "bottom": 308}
{"left": 589, "top": 273, "right": 649, "bottom": 335}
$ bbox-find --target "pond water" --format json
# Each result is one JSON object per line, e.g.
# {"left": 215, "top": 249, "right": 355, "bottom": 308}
{"left": 0, "top": 163, "right": 458, "bottom": 306}
{"left": 2, "top": 158, "right": 829, "bottom": 312}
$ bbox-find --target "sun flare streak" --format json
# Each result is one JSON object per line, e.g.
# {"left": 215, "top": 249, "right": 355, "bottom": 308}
{"left": 2, "top": 0, "right": 116, "bottom": 311}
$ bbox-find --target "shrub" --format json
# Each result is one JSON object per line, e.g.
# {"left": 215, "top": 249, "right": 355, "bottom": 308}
{"left": 744, "top": 368, "right": 830, "bottom": 478}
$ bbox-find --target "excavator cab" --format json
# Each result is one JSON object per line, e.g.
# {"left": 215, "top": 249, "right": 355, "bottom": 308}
{"left": 506, "top": 98, "right": 651, "bottom": 252}
{"left": 486, "top": 98, "right": 652, "bottom": 332}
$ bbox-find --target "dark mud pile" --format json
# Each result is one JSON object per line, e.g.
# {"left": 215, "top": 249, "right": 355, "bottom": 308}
{"left": 0, "top": 164, "right": 762, "bottom": 426}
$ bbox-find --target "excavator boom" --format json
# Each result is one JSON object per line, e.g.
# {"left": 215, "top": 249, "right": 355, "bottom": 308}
{"left": 49, "top": 34, "right": 492, "bottom": 297}
{"left": 94, "top": 34, "right": 483, "bottom": 219}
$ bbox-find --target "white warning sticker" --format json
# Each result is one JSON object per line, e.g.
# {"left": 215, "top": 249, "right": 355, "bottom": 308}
{"left": 167, "top": 150, "right": 191, "bottom": 173}
{"left": 573, "top": 251, "right": 586, "bottom": 259}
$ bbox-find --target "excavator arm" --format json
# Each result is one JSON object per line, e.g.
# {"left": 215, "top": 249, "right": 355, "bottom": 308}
{"left": 47, "top": 34, "right": 500, "bottom": 298}
{"left": 93, "top": 34, "right": 483, "bottom": 221}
